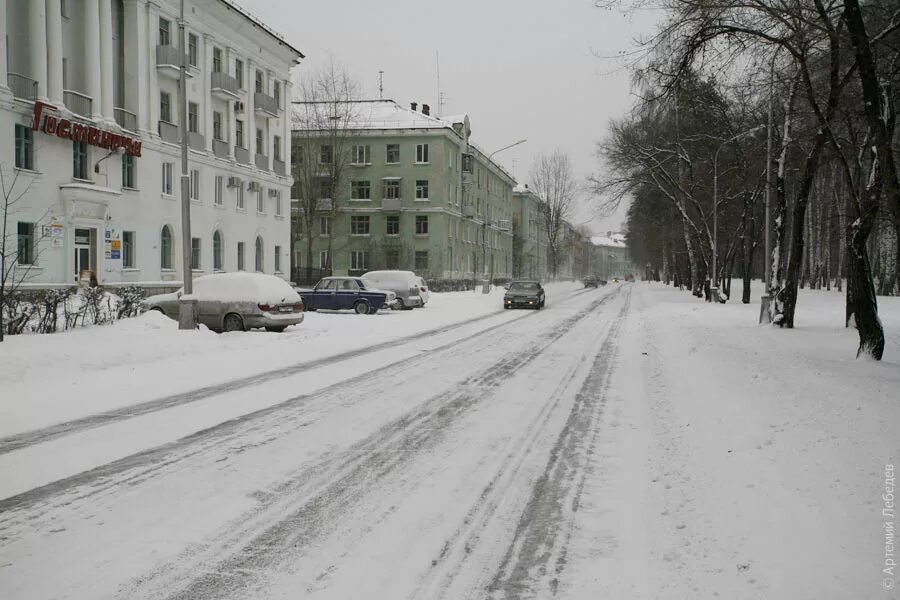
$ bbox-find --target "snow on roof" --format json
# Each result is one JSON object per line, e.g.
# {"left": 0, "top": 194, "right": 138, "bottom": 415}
{"left": 591, "top": 233, "right": 628, "bottom": 248}
{"left": 217, "top": 0, "right": 304, "bottom": 59}
{"left": 343, "top": 100, "right": 455, "bottom": 132}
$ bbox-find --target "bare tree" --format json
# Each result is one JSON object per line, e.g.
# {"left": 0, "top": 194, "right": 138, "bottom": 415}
{"left": 0, "top": 165, "right": 41, "bottom": 342}
{"left": 291, "top": 59, "right": 360, "bottom": 283}
{"left": 530, "top": 151, "right": 577, "bottom": 278}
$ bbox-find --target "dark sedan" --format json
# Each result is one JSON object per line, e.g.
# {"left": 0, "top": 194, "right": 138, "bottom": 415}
{"left": 504, "top": 280, "right": 546, "bottom": 309}
{"left": 296, "top": 277, "right": 394, "bottom": 315}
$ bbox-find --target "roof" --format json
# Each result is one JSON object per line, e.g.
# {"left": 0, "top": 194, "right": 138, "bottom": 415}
{"left": 591, "top": 233, "right": 628, "bottom": 248}
{"left": 217, "top": 0, "right": 305, "bottom": 60}
{"left": 328, "top": 100, "right": 455, "bottom": 132}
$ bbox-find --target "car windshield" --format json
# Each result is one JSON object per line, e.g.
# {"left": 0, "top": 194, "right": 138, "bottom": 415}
{"left": 509, "top": 282, "right": 539, "bottom": 292}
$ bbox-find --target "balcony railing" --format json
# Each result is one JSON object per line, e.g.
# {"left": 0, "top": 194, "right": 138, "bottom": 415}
{"left": 462, "top": 204, "right": 475, "bottom": 218}
{"left": 188, "top": 131, "right": 206, "bottom": 152}
{"left": 212, "top": 138, "right": 229, "bottom": 159}
{"left": 156, "top": 44, "right": 188, "bottom": 68}
{"left": 273, "top": 158, "right": 286, "bottom": 176}
{"left": 234, "top": 145, "right": 250, "bottom": 165}
{"left": 63, "top": 90, "right": 92, "bottom": 117}
{"left": 255, "top": 153, "right": 268, "bottom": 171}
{"left": 158, "top": 120, "right": 179, "bottom": 144}
{"left": 114, "top": 107, "right": 137, "bottom": 132}
{"left": 254, "top": 92, "right": 279, "bottom": 117}
{"left": 382, "top": 198, "right": 402, "bottom": 212}
{"left": 210, "top": 71, "right": 240, "bottom": 99}
{"left": 8, "top": 73, "right": 37, "bottom": 101}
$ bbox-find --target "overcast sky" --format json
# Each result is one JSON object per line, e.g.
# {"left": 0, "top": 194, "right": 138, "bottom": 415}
{"left": 241, "top": 0, "right": 660, "bottom": 234}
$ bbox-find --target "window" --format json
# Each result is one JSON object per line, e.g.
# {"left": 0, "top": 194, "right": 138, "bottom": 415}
{"left": 319, "top": 251, "right": 329, "bottom": 269}
{"left": 415, "top": 180, "right": 429, "bottom": 200}
{"left": 273, "top": 135, "right": 282, "bottom": 161}
{"left": 213, "top": 230, "right": 223, "bottom": 270}
{"left": 122, "top": 154, "right": 136, "bottom": 188}
{"left": 215, "top": 176, "right": 224, "bottom": 205}
{"left": 256, "top": 128, "right": 264, "bottom": 155}
{"left": 320, "top": 145, "right": 333, "bottom": 164}
{"left": 73, "top": 141, "right": 88, "bottom": 179}
{"left": 319, "top": 179, "right": 332, "bottom": 199}
{"left": 188, "top": 33, "right": 198, "bottom": 67}
{"left": 255, "top": 236, "right": 264, "bottom": 271}
{"left": 161, "top": 162, "right": 173, "bottom": 195}
{"left": 212, "top": 46, "right": 222, "bottom": 73}
{"left": 386, "top": 249, "right": 399, "bottom": 269}
{"left": 255, "top": 69, "right": 264, "bottom": 94}
{"left": 190, "top": 169, "right": 200, "bottom": 200}
{"left": 235, "top": 119, "right": 244, "bottom": 148}
{"left": 160, "top": 92, "right": 172, "bottom": 122}
{"left": 351, "top": 215, "right": 370, "bottom": 235}
{"left": 274, "top": 245, "right": 282, "bottom": 272}
{"left": 386, "top": 144, "right": 400, "bottom": 164}
{"left": 383, "top": 179, "right": 400, "bottom": 199}
{"left": 351, "top": 251, "right": 370, "bottom": 272}
{"left": 386, "top": 215, "right": 399, "bottom": 236}
{"left": 237, "top": 241, "right": 245, "bottom": 270}
{"left": 236, "top": 184, "right": 245, "bottom": 209}
{"left": 213, "top": 111, "right": 223, "bottom": 141}
{"left": 159, "top": 17, "right": 170, "bottom": 46}
{"left": 15, "top": 124, "right": 33, "bottom": 170}
{"left": 415, "top": 251, "right": 429, "bottom": 271}
{"left": 415, "top": 215, "right": 429, "bottom": 235}
{"left": 351, "top": 144, "right": 370, "bottom": 165}
{"left": 274, "top": 191, "right": 283, "bottom": 217}
{"left": 122, "top": 231, "right": 135, "bottom": 268}
{"left": 191, "top": 237, "right": 201, "bottom": 270}
{"left": 160, "top": 226, "right": 173, "bottom": 269}
{"left": 416, "top": 143, "right": 429, "bottom": 163}
{"left": 292, "top": 145, "right": 303, "bottom": 166}
{"left": 234, "top": 58, "right": 244, "bottom": 88}
{"left": 17, "top": 222, "right": 35, "bottom": 265}
{"left": 351, "top": 180, "right": 370, "bottom": 200}
{"left": 273, "top": 81, "right": 281, "bottom": 107}
{"left": 257, "top": 187, "right": 265, "bottom": 213}
{"left": 320, "top": 216, "right": 332, "bottom": 236}
{"left": 188, "top": 102, "right": 199, "bottom": 133}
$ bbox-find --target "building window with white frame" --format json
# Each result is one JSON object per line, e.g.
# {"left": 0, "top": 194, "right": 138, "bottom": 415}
{"left": 213, "top": 111, "right": 223, "bottom": 141}
{"left": 351, "top": 144, "right": 370, "bottom": 165}
{"left": 122, "top": 231, "right": 135, "bottom": 268}
{"left": 383, "top": 179, "right": 400, "bottom": 199}
{"left": 274, "top": 191, "right": 283, "bottom": 217}
{"left": 273, "top": 81, "right": 281, "bottom": 107}
{"left": 273, "top": 135, "right": 282, "bottom": 161}
{"left": 351, "top": 180, "right": 370, "bottom": 200}
{"left": 415, "top": 250, "right": 428, "bottom": 271}
{"left": 350, "top": 215, "right": 370, "bottom": 236}
{"left": 386, "top": 215, "right": 399, "bottom": 236}
{"left": 212, "top": 46, "right": 222, "bottom": 73}
{"left": 237, "top": 241, "right": 245, "bottom": 270}
{"left": 255, "top": 236, "right": 264, "bottom": 271}
{"left": 161, "top": 162, "right": 173, "bottom": 195}
{"left": 236, "top": 184, "right": 245, "bottom": 210}
{"left": 14, "top": 124, "right": 33, "bottom": 170}
{"left": 188, "top": 33, "right": 198, "bottom": 67}
{"left": 415, "top": 215, "right": 429, "bottom": 235}
{"left": 257, "top": 187, "right": 265, "bottom": 213}
{"left": 214, "top": 176, "right": 224, "bottom": 205}
{"left": 191, "top": 237, "right": 201, "bottom": 270}
{"left": 188, "top": 102, "right": 199, "bottom": 133}
{"left": 190, "top": 169, "right": 200, "bottom": 200}
{"left": 416, "top": 143, "right": 429, "bottom": 164}
{"left": 415, "top": 179, "right": 429, "bottom": 200}
{"left": 73, "top": 141, "right": 88, "bottom": 180}
{"left": 122, "top": 154, "right": 136, "bottom": 189}
{"left": 319, "top": 250, "right": 329, "bottom": 269}
{"left": 234, "top": 58, "right": 244, "bottom": 88}
{"left": 160, "top": 225, "right": 173, "bottom": 269}
{"left": 274, "top": 245, "right": 282, "bottom": 272}
{"left": 235, "top": 119, "right": 244, "bottom": 148}
{"left": 350, "top": 250, "right": 369, "bottom": 272}
{"left": 320, "top": 215, "right": 331, "bottom": 236}
{"left": 255, "top": 69, "right": 264, "bottom": 94}
{"left": 213, "top": 230, "right": 223, "bottom": 271}
{"left": 320, "top": 145, "right": 333, "bottom": 164}
{"left": 256, "top": 128, "right": 264, "bottom": 155}
{"left": 17, "top": 222, "right": 35, "bottom": 265}
{"left": 386, "top": 143, "right": 399, "bottom": 164}
{"left": 159, "top": 17, "right": 170, "bottom": 46}
{"left": 160, "top": 91, "right": 172, "bottom": 123}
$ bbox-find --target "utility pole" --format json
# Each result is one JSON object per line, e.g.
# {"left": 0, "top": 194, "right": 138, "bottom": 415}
{"left": 177, "top": 0, "right": 196, "bottom": 329}
{"left": 481, "top": 139, "right": 527, "bottom": 293}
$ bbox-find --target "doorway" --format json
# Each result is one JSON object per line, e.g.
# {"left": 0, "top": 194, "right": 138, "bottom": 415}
{"left": 74, "top": 228, "right": 96, "bottom": 280}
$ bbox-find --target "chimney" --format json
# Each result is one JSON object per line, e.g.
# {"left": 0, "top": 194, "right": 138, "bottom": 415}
{"left": 422, "top": 103, "right": 430, "bottom": 116}
{"left": 410, "top": 102, "right": 417, "bottom": 111}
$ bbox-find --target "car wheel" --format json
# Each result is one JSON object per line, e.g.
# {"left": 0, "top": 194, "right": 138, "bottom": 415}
{"left": 504, "top": 305, "right": 509, "bottom": 310}
{"left": 150, "top": 307, "right": 165, "bottom": 316}
{"left": 354, "top": 301, "right": 370, "bottom": 315}
{"left": 265, "top": 326, "right": 286, "bottom": 333}
{"left": 395, "top": 298, "right": 405, "bottom": 310}
{"left": 223, "top": 313, "right": 244, "bottom": 332}
{"left": 367, "top": 306, "right": 379, "bottom": 315}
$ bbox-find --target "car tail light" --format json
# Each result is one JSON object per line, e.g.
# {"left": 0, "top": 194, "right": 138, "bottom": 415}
{"left": 258, "top": 303, "right": 274, "bottom": 312}
{"left": 420, "top": 287, "right": 427, "bottom": 292}
{"left": 293, "top": 303, "right": 304, "bottom": 312}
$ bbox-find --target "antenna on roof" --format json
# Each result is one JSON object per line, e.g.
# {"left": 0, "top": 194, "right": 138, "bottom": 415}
{"left": 378, "top": 70, "right": 384, "bottom": 100}
{"left": 435, "top": 51, "right": 441, "bottom": 117}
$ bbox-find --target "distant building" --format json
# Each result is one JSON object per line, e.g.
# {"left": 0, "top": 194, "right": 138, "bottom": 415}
{"left": 590, "top": 232, "right": 636, "bottom": 279}
{"left": 511, "top": 184, "right": 548, "bottom": 280}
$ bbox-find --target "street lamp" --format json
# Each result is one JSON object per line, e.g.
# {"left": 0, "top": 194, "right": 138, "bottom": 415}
{"left": 488, "top": 139, "right": 527, "bottom": 160}
{"left": 711, "top": 125, "right": 764, "bottom": 301}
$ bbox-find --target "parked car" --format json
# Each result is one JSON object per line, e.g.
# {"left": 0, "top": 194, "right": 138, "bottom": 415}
{"left": 295, "top": 276, "right": 394, "bottom": 314}
{"left": 583, "top": 276, "right": 599, "bottom": 288}
{"left": 503, "top": 280, "right": 546, "bottom": 309}
{"left": 414, "top": 276, "right": 430, "bottom": 305}
{"left": 143, "top": 272, "right": 304, "bottom": 332}
{"left": 361, "top": 270, "right": 424, "bottom": 309}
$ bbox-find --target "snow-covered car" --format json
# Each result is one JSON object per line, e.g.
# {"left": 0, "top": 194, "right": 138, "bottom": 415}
{"left": 295, "top": 277, "right": 396, "bottom": 314}
{"left": 143, "top": 272, "right": 304, "bottom": 332}
{"left": 583, "top": 276, "right": 599, "bottom": 288}
{"left": 413, "top": 276, "right": 430, "bottom": 305}
{"left": 503, "top": 280, "right": 546, "bottom": 309}
{"left": 361, "top": 270, "right": 424, "bottom": 310}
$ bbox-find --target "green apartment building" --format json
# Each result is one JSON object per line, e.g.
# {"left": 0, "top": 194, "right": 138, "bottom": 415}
{"left": 512, "top": 185, "right": 549, "bottom": 280}
{"left": 291, "top": 100, "right": 516, "bottom": 283}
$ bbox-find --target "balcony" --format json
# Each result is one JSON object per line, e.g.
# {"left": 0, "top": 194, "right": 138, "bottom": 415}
{"left": 255, "top": 153, "right": 269, "bottom": 171}
{"left": 158, "top": 120, "right": 179, "bottom": 144}
{"left": 188, "top": 131, "right": 206, "bottom": 152}
{"left": 253, "top": 92, "right": 279, "bottom": 118}
{"left": 316, "top": 199, "right": 333, "bottom": 212}
{"left": 461, "top": 171, "right": 474, "bottom": 186}
{"left": 234, "top": 145, "right": 250, "bottom": 165}
{"left": 211, "top": 71, "right": 240, "bottom": 100}
{"left": 156, "top": 45, "right": 193, "bottom": 80}
{"left": 212, "top": 138, "right": 230, "bottom": 159}
{"left": 63, "top": 90, "right": 92, "bottom": 118}
{"left": 382, "top": 198, "right": 402, "bottom": 212}
{"left": 273, "top": 158, "right": 286, "bottom": 176}
{"left": 8, "top": 73, "right": 38, "bottom": 101}
{"left": 114, "top": 107, "right": 138, "bottom": 132}
{"left": 462, "top": 204, "right": 475, "bottom": 218}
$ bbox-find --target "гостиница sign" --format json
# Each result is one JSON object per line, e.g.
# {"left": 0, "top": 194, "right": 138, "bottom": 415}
{"left": 31, "top": 101, "right": 143, "bottom": 157}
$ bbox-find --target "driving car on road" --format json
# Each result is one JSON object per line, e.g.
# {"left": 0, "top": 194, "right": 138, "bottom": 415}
{"left": 503, "top": 280, "right": 546, "bottom": 309}
{"left": 583, "top": 276, "right": 599, "bottom": 288}
{"left": 143, "top": 272, "right": 304, "bottom": 332}
{"left": 296, "top": 276, "right": 395, "bottom": 314}
{"left": 361, "top": 270, "right": 424, "bottom": 309}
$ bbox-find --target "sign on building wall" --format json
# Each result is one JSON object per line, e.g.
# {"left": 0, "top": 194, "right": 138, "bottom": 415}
{"left": 31, "top": 102, "right": 143, "bottom": 157}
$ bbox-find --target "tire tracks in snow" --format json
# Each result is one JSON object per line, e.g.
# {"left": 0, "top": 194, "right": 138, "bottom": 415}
{"left": 115, "top": 289, "right": 623, "bottom": 600}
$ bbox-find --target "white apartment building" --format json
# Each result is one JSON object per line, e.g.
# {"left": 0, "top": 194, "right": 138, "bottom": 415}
{"left": 2, "top": 0, "right": 303, "bottom": 286}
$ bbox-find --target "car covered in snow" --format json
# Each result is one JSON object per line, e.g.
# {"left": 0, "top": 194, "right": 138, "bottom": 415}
{"left": 360, "top": 270, "right": 424, "bottom": 309}
{"left": 143, "top": 272, "right": 304, "bottom": 332}
{"left": 503, "top": 280, "right": 546, "bottom": 309}
{"left": 583, "top": 276, "right": 599, "bottom": 288}
{"left": 295, "top": 276, "right": 395, "bottom": 314}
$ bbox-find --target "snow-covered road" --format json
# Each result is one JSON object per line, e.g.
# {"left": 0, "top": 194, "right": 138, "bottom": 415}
{"left": 0, "top": 283, "right": 630, "bottom": 599}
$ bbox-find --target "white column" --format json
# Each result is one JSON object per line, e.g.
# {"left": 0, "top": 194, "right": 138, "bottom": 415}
{"left": 283, "top": 79, "right": 292, "bottom": 172}
{"left": 124, "top": 0, "right": 149, "bottom": 133}
{"left": 85, "top": 0, "right": 102, "bottom": 120}
{"left": 99, "top": 0, "right": 115, "bottom": 122}
{"left": 45, "top": 0, "right": 63, "bottom": 106}
{"left": 0, "top": 0, "right": 9, "bottom": 94}
{"left": 29, "top": 0, "right": 49, "bottom": 102}
{"left": 247, "top": 59, "right": 256, "bottom": 159}
{"left": 226, "top": 46, "right": 235, "bottom": 158}
{"left": 203, "top": 34, "right": 213, "bottom": 151}
{"left": 147, "top": 2, "right": 160, "bottom": 134}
